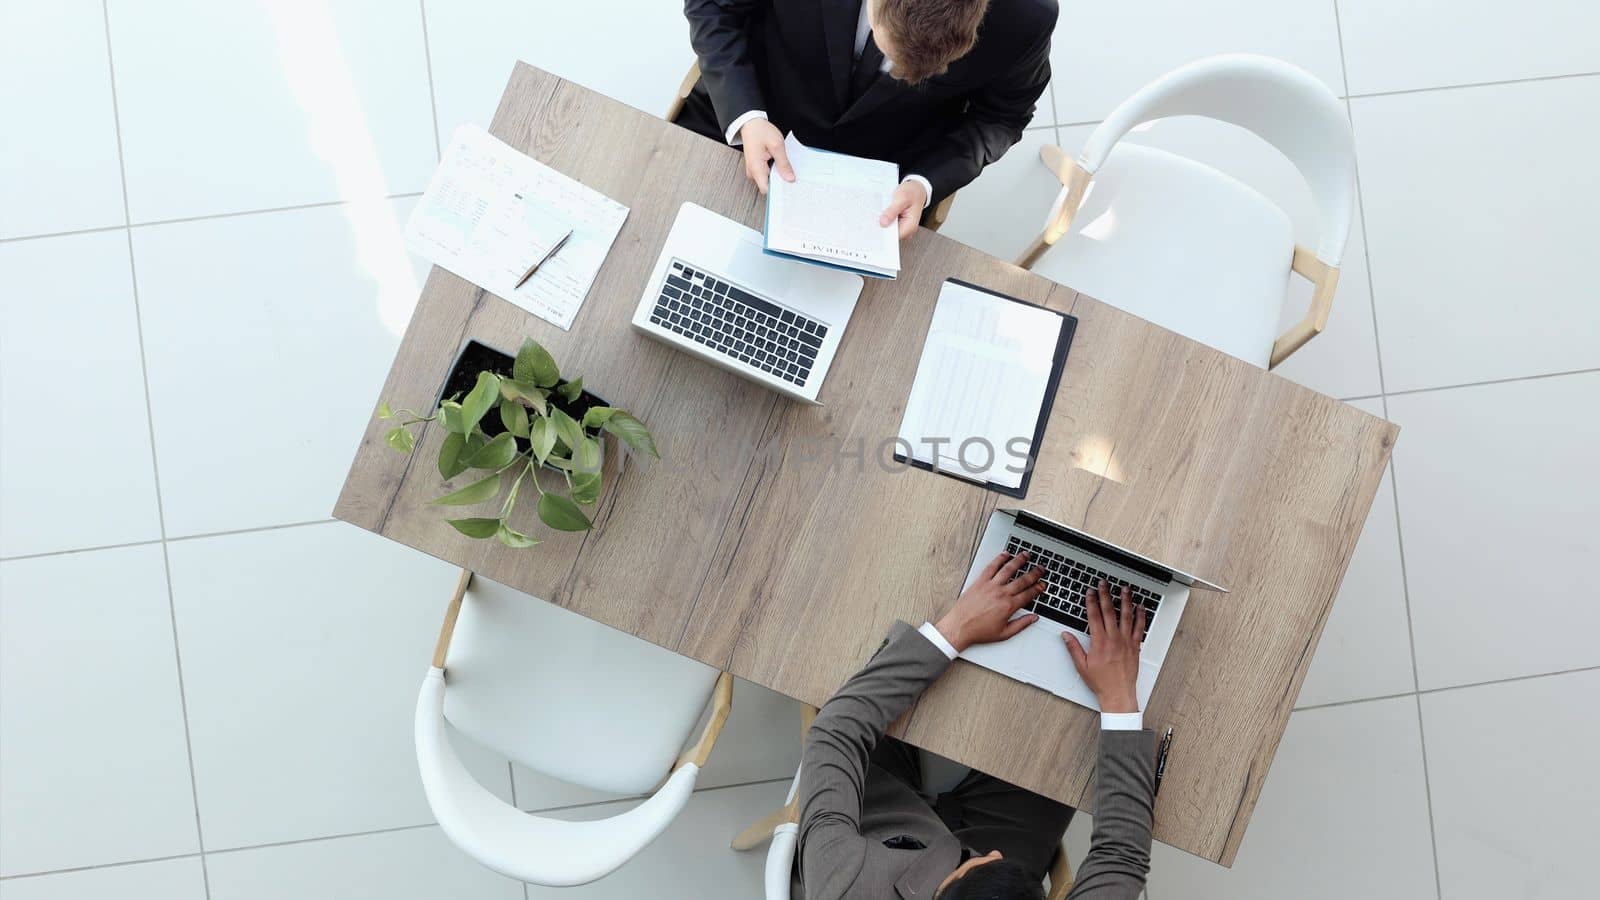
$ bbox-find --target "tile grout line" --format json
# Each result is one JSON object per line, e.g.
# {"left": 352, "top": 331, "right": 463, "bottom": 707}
{"left": 0, "top": 193, "right": 426, "bottom": 246}
{"left": 1331, "top": 4, "right": 1442, "bottom": 896}
{"left": 1292, "top": 689, "right": 1415, "bottom": 713}
{"left": 1, "top": 518, "right": 337, "bottom": 563}
{"left": 1346, "top": 69, "right": 1600, "bottom": 101}
{"left": 1383, "top": 366, "right": 1600, "bottom": 398}
{"left": 99, "top": 3, "right": 211, "bottom": 898}
{"left": 1289, "top": 660, "right": 1600, "bottom": 713}
{"left": 1, "top": 775, "right": 797, "bottom": 882}
{"left": 417, "top": 0, "right": 443, "bottom": 161}
{"left": 0, "top": 222, "right": 127, "bottom": 244}
{"left": 1420, "top": 662, "right": 1600, "bottom": 697}
{"left": 516, "top": 774, "right": 796, "bottom": 817}
{"left": 0, "top": 852, "right": 203, "bottom": 883}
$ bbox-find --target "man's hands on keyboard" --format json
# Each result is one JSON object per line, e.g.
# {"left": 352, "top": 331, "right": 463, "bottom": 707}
{"left": 934, "top": 552, "right": 1046, "bottom": 653}
{"left": 1062, "top": 580, "right": 1144, "bottom": 714}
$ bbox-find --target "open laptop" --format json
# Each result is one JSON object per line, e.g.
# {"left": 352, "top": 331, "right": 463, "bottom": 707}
{"left": 960, "top": 508, "right": 1228, "bottom": 710}
{"left": 632, "top": 202, "right": 863, "bottom": 404}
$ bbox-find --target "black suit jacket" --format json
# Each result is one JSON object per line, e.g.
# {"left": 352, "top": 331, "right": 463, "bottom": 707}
{"left": 679, "top": 0, "right": 1057, "bottom": 205}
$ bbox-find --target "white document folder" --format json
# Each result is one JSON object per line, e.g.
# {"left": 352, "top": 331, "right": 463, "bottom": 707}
{"left": 896, "top": 279, "right": 1075, "bottom": 495}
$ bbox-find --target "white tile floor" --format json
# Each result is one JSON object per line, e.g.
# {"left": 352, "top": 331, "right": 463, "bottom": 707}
{"left": 1, "top": 1, "right": 1596, "bottom": 897}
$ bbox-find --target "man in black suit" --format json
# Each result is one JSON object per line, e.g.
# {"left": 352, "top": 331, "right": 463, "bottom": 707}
{"left": 677, "top": 0, "right": 1057, "bottom": 239}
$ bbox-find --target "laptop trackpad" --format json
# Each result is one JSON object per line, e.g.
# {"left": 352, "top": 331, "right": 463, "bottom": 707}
{"left": 728, "top": 239, "right": 795, "bottom": 298}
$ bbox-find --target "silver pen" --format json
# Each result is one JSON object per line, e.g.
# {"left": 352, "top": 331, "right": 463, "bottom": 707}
{"left": 513, "top": 229, "right": 573, "bottom": 290}
{"left": 1154, "top": 726, "right": 1174, "bottom": 796}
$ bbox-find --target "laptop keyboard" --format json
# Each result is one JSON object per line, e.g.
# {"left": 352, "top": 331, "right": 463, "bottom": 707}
{"left": 1004, "top": 534, "right": 1161, "bottom": 639}
{"left": 649, "top": 260, "right": 826, "bottom": 387}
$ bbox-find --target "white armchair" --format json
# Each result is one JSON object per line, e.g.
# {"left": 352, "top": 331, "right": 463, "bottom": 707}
{"left": 416, "top": 570, "right": 733, "bottom": 886}
{"left": 1016, "top": 53, "right": 1357, "bottom": 369}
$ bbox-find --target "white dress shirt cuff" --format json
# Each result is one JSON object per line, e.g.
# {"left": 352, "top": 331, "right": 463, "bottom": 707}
{"left": 725, "top": 110, "right": 767, "bottom": 146}
{"left": 901, "top": 174, "right": 934, "bottom": 210}
{"left": 1100, "top": 711, "right": 1144, "bottom": 731}
{"left": 917, "top": 622, "right": 960, "bottom": 660}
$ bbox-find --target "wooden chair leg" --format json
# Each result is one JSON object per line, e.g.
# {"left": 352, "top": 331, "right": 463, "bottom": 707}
{"left": 1046, "top": 843, "right": 1074, "bottom": 900}
{"left": 730, "top": 704, "right": 819, "bottom": 849}
{"left": 665, "top": 59, "right": 702, "bottom": 123}
{"left": 926, "top": 191, "right": 957, "bottom": 232}
{"left": 674, "top": 672, "right": 735, "bottom": 771}
{"left": 431, "top": 568, "right": 473, "bottom": 669}
{"left": 731, "top": 805, "right": 793, "bottom": 851}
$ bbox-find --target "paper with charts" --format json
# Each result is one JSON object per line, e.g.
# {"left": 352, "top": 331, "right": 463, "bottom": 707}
{"left": 405, "top": 124, "right": 629, "bottom": 330}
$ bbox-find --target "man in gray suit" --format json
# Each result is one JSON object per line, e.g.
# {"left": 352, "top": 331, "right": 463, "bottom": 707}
{"left": 797, "top": 551, "right": 1155, "bottom": 900}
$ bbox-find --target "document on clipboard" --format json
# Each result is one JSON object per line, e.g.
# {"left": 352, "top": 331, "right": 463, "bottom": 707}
{"left": 405, "top": 124, "right": 629, "bottom": 330}
{"left": 895, "top": 279, "right": 1076, "bottom": 497}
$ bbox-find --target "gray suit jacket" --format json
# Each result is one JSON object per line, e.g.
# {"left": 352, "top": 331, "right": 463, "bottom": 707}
{"left": 796, "top": 621, "right": 1155, "bottom": 900}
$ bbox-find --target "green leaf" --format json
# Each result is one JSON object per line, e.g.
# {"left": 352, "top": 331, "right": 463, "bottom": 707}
{"left": 514, "top": 338, "right": 560, "bottom": 388}
{"left": 446, "top": 517, "right": 501, "bottom": 538}
{"left": 537, "top": 492, "right": 592, "bottom": 531}
{"left": 574, "top": 436, "right": 603, "bottom": 474}
{"left": 581, "top": 406, "right": 619, "bottom": 429}
{"left": 498, "top": 398, "right": 530, "bottom": 438}
{"left": 384, "top": 425, "right": 414, "bottom": 453}
{"left": 570, "top": 471, "right": 602, "bottom": 505}
{"left": 528, "top": 416, "right": 557, "bottom": 465}
{"left": 377, "top": 401, "right": 393, "bottom": 419}
{"left": 438, "top": 400, "right": 467, "bottom": 435}
{"left": 550, "top": 407, "right": 584, "bottom": 454}
{"left": 460, "top": 371, "right": 501, "bottom": 435}
{"left": 430, "top": 471, "right": 502, "bottom": 506}
{"left": 602, "top": 412, "right": 659, "bottom": 459}
{"left": 556, "top": 377, "right": 583, "bottom": 404}
{"left": 499, "top": 379, "right": 548, "bottom": 415}
{"left": 543, "top": 453, "right": 574, "bottom": 471}
{"left": 438, "top": 432, "right": 468, "bottom": 479}
{"left": 495, "top": 523, "right": 540, "bottom": 548}
{"left": 463, "top": 432, "right": 517, "bottom": 470}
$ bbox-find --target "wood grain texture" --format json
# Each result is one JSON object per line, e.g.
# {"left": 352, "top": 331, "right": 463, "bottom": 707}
{"left": 334, "top": 63, "right": 1398, "bottom": 866}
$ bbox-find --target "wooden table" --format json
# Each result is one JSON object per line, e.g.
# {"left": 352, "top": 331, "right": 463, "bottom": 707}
{"left": 336, "top": 63, "right": 1396, "bottom": 866}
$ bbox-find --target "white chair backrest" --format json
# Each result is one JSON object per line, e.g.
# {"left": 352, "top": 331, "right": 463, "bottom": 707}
{"left": 1078, "top": 54, "right": 1355, "bottom": 266}
{"left": 441, "top": 576, "right": 718, "bottom": 796}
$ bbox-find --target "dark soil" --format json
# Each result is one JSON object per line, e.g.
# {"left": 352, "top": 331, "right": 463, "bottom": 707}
{"left": 437, "top": 339, "right": 608, "bottom": 443}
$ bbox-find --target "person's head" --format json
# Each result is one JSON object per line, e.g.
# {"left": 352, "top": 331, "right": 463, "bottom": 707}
{"left": 869, "top": 0, "right": 991, "bottom": 85}
{"left": 935, "top": 850, "right": 1044, "bottom": 900}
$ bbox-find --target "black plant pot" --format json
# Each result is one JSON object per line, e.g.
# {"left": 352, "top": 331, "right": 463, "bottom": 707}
{"left": 437, "top": 339, "right": 608, "bottom": 449}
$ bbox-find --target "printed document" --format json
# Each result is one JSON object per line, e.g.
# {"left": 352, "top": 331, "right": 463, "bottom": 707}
{"left": 406, "top": 124, "right": 629, "bottom": 330}
{"left": 764, "top": 133, "right": 900, "bottom": 278}
{"left": 897, "top": 281, "right": 1065, "bottom": 489}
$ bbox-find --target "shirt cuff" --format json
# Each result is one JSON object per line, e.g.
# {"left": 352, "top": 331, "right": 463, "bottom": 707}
{"left": 725, "top": 109, "right": 767, "bottom": 146}
{"left": 1100, "top": 711, "right": 1144, "bottom": 731}
{"left": 917, "top": 622, "right": 960, "bottom": 660}
{"left": 901, "top": 174, "right": 933, "bottom": 210}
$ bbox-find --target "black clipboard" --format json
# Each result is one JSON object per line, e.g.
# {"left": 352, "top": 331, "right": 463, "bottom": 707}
{"left": 893, "top": 278, "right": 1076, "bottom": 499}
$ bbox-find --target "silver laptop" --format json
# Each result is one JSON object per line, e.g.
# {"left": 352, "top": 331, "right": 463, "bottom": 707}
{"left": 960, "top": 508, "right": 1228, "bottom": 711}
{"left": 632, "top": 202, "right": 863, "bottom": 404}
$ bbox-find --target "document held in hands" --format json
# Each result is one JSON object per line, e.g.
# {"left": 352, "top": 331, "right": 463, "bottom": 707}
{"left": 896, "top": 280, "right": 1076, "bottom": 496}
{"left": 406, "top": 125, "right": 629, "bottom": 330}
{"left": 763, "top": 133, "right": 900, "bottom": 279}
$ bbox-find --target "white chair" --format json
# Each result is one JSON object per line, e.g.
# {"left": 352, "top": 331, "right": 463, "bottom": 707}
{"left": 416, "top": 570, "right": 733, "bottom": 886}
{"left": 1015, "top": 54, "right": 1356, "bottom": 369}
{"left": 732, "top": 709, "right": 1073, "bottom": 900}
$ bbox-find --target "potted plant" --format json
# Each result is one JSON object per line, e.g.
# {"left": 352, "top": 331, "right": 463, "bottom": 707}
{"left": 377, "top": 337, "right": 658, "bottom": 548}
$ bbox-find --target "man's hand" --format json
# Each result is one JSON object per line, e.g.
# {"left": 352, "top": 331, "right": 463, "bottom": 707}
{"left": 739, "top": 117, "right": 794, "bottom": 195}
{"left": 879, "top": 180, "right": 927, "bottom": 240}
{"left": 935, "top": 552, "right": 1044, "bottom": 653}
{"left": 1063, "top": 581, "right": 1144, "bottom": 713}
